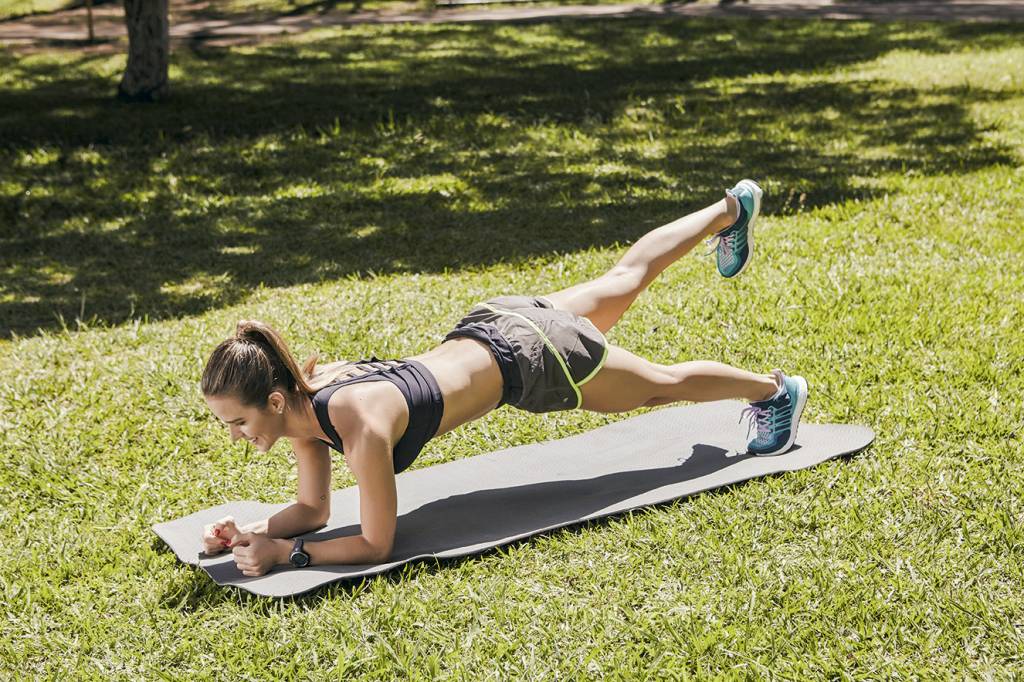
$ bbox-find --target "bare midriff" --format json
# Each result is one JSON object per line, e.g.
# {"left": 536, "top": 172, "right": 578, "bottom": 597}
{"left": 407, "top": 337, "right": 505, "bottom": 437}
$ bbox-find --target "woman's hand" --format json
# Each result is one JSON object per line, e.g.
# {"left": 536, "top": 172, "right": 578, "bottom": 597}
{"left": 230, "top": 533, "right": 290, "bottom": 577}
{"left": 201, "top": 516, "right": 240, "bottom": 555}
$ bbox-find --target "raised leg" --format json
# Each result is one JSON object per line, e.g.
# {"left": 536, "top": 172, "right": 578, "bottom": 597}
{"left": 543, "top": 195, "right": 738, "bottom": 333}
{"left": 579, "top": 345, "right": 778, "bottom": 413}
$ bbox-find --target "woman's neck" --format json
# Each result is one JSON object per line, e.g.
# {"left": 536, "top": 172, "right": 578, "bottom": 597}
{"left": 285, "top": 395, "right": 330, "bottom": 443}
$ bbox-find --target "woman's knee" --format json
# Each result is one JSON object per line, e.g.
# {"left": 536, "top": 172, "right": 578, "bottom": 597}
{"left": 546, "top": 267, "right": 642, "bottom": 319}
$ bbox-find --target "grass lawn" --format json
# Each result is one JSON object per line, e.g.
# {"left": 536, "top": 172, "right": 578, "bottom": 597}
{"left": 2, "top": 14, "right": 1023, "bottom": 678}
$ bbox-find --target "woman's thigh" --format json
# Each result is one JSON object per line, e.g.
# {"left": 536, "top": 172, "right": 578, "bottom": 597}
{"left": 579, "top": 344, "right": 675, "bottom": 413}
{"left": 542, "top": 267, "right": 645, "bottom": 334}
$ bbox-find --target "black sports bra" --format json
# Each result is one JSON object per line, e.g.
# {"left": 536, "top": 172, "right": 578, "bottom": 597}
{"left": 308, "top": 357, "right": 444, "bottom": 474}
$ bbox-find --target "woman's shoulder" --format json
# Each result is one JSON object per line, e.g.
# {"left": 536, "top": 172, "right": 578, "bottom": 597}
{"left": 323, "top": 381, "right": 409, "bottom": 449}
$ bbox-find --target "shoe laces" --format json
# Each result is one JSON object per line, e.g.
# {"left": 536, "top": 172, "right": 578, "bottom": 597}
{"left": 741, "top": 404, "right": 773, "bottom": 441}
{"left": 705, "top": 230, "right": 735, "bottom": 259}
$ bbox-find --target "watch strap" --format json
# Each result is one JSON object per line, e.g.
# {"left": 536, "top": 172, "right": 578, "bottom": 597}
{"left": 289, "top": 538, "right": 309, "bottom": 567}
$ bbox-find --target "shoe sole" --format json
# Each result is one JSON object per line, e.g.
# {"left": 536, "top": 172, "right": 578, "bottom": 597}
{"left": 730, "top": 178, "right": 762, "bottom": 277}
{"left": 755, "top": 375, "right": 808, "bottom": 456}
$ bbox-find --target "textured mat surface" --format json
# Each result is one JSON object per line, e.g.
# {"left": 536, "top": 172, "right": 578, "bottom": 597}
{"left": 153, "top": 400, "right": 874, "bottom": 597}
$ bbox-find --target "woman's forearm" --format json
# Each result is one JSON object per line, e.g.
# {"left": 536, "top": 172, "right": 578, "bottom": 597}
{"left": 305, "top": 534, "right": 389, "bottom": 565}
{"left": 257, "top": 533, "right": 383, "bottom": 571}
{"left": 240, "top": 503, "right": 327, "bottom": 538}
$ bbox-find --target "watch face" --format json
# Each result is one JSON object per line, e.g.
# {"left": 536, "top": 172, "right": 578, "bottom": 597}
{"left": 290, "top": 550, "right": 310, "bottom": 568}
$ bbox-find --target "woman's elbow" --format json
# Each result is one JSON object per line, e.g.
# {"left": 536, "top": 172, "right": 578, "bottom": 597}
{"left": 368, "top": 539, "right": 393, "bottom": 563}
{"left": 309, "top": 505, "right": 330, "bottom": 528}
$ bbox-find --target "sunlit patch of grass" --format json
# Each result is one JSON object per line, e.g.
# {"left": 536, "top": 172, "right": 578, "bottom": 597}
{"left": 852, "top": 45, "right": 1024, "bottom": 92}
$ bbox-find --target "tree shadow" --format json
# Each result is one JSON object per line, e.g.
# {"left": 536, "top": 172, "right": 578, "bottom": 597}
{"left": 1, "top": 18, "right": 1020, "bottom": 339}
{"left": 171, "top": 0, "right": 373, "bottom": 29}
{"left": 281, "top": 0, "right": 366, "bottom": 16}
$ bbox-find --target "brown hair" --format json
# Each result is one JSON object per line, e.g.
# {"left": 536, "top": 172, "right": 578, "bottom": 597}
{"left": 201, "top": 320, "right": 320, "bottom": 409}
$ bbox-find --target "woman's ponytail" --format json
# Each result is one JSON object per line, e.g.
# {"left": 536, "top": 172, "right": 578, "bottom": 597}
{"left": 201, "top": 320, "right": 320, "bottom": 408}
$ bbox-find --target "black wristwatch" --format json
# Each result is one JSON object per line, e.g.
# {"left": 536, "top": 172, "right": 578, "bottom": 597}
{"left": 289, "top": 538, "right": 311, "bottom": 568}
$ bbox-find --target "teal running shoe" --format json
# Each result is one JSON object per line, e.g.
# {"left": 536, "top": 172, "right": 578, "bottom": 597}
{"left": 710, "top": 179, "right": 762, "bottom": 278}
{"left": 742, "top": 369, "right": 808, "bottom": 456}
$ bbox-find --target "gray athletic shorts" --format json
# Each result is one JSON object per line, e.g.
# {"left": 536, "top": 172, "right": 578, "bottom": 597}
{"left": 443, "top": 295, "right": 608, "bottom": 413}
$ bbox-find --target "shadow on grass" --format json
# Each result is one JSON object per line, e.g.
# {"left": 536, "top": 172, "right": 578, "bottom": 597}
{"left": 1, "top": 18, "right": 1021, "bottom": 339}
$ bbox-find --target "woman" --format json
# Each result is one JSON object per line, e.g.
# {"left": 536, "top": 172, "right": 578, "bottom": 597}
{"left": 201, "top": 179, "right": 808, "bottom": 576}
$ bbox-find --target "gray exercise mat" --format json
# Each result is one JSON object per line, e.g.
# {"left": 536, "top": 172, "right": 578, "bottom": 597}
{"left": 153, "top": 400, "right": 874, "bottom": 597}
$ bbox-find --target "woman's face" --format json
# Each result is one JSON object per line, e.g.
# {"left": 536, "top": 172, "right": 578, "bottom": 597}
{"left": 205, "top": 393, "right": 284, "bottom": 453}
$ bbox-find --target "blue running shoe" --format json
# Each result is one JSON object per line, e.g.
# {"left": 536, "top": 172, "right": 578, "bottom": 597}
{"left": 742, "top": 369, "right": 808, "bottom": 456}
{"left": 710, "top": 179, "right": 762, "bottom": 278}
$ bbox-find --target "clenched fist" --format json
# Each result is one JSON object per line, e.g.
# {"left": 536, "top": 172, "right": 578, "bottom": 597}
{"left": 231, "top": 533, "right": 290, "bottom": 577}
{"left": 201, "top": 515, "right": 240, "bottom": 555}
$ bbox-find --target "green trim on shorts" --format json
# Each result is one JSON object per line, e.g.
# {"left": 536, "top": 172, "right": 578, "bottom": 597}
{"left": 575, "top": 330, "right": 608, "bottom": 388}
{"left": 480, "top": 302, "right": 584, "bottom": 409}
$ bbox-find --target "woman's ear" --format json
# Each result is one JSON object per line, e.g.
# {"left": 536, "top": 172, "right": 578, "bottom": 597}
{"left": 268, "top": 391, "right": 286, "bottom": 415}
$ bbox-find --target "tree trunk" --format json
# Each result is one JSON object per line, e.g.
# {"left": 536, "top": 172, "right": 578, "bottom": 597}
{"left": 117, "top": 0, "right": 170, "bottom": 102}
{"left": 86, "top": 0, "right": 94, "bottom": 42}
